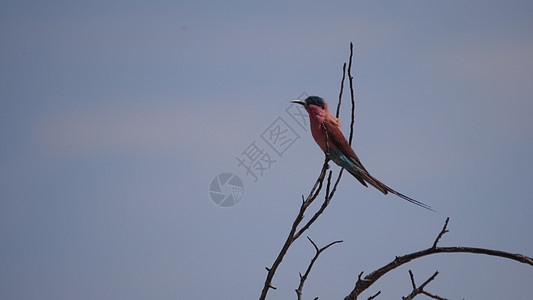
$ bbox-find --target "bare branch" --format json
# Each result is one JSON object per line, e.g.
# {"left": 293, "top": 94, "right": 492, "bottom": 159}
{"left": 294, "top": 175, "right": 333, "bottom": 240}
{"left": 358, "top": 271, "right": 365, "bottom": 281}
{"left": 432, "top": 217, "right": 450, "bottom": 248}
{"left": 408, "top": 270, "right": 417, "bottom": 289}
{"left": 336, "top": 62, "right": 347, "bottom": 118}
{"left": 422, "top": 290, "right": 449, "bottom": 300}
{"left": 259, "top": 159, "right": 330, "bottom": 300}
{"left": 367, "top": 291, "right": 381, "bottom": 300}
{"left": 327, "top": 168, "right": 344, "bottom": 199}
{"left": 295, "top": 237, "right": 343, "bottom": 300}
{"left": 324, "top": 43, "right": 354, "bottom": 203}
{"left": 308, "top": 236, "right": 320, "bottom": 252}
{"left": 347, "top": 42, "right": 356, "bottom": 146}
{"left": 402, "top": 270, "right": 442, "bottom": 300}
{"left": 417, "top": 271, "right": 438, "bottom": 291}
{"left": 344, "top": 218, "right": 533, "bottom": 300}
{"left": 309, "top": 156, "right": 330, "bottom": 201}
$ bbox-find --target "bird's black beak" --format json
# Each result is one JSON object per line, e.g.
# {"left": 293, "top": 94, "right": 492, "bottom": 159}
{"left": 291, "top": 100, "right": 306, "bottom": 106}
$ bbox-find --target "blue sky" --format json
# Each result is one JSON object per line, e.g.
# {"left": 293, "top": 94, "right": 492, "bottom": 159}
{"left": 1, "top": 1, "right": 532, "bottom": 299}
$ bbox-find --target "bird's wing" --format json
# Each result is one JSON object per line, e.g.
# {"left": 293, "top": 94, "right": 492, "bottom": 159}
{"left": 323, "top": 118, "right": 390, "bottom": 191}
{"left": 322, "top": 118, "right": 368, "bottom": 172}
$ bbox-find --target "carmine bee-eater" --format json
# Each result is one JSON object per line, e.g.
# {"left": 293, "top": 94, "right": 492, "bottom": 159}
{"left": 292, "top": 96, "right": 432, "bottom": 210}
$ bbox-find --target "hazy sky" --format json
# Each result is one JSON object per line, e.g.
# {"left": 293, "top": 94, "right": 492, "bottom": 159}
{"left": 1, "top": 1, "right": 532, "bottom": 299}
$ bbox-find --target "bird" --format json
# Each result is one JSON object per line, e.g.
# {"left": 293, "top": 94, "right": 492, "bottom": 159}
{"left": 292, "top": 96, "right": 433, "bottom": 210}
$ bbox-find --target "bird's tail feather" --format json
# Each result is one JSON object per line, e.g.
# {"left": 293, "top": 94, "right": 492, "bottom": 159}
{"left": 346, "top": 167, "right": 434, "bottom": 211}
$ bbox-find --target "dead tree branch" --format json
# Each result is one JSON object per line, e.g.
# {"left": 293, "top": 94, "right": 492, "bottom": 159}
{"left": 367, "top": 291, "right": 381, "bottom": 300}
{"left": 336, "top": 62, "right": 347, "bottom": 119}
{"left": 402, "top": 270, "right": 446, "bottom": 300}
{"left": 259, "top": 158, "right": 329, "bottom": 300}
{"left": 344, "top": 217, "right": 533, "bottom": 300}
{"left": 347, "top": 42, "right": 356, "bottom": 145}
{"left": 295, "top": 237, "right": 343, "bottom": 300}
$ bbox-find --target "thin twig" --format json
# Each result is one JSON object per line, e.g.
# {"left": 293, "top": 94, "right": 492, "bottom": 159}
{"left": 347, "top": 42, "right": 356, "bottom": 145}
{"left": 402, "top": 270, "right": 441, "bottom": 300}
{"left": 367, "top": 291, "right": 381, "bottom": 300}
{"left": 432, "top": 217, "right": 449, "bottom": 248}
{"left": 309, "top": 156, "right": 330, "bottom": 201}
{"left": 336, "top": 62, "right": 347, "bottom": 118}
{"left": 295, "top": 237, "right": 343, "bottom": 300}
{"left": 408, "top": 270, "right": 417, "bottom": 289}
{"left": 327, "top": 168, "right": 344, "bottom": 199}
{"left": 328, "top": 45, "right": 354, "bottom": 200}
{"left": 422, "top": 290, "right": 449, "bottom": 300}
{"left": 294, "top": 171, "right": 333, "bottom": 240}
{"left": 358, "top": 271, "right": 365, "bottom": 281}
{"left": 418, "top": 271, "right": 439, "bottom": 291}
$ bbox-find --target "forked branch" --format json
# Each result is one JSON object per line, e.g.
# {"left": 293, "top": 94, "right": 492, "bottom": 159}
{"left": 295, "top": 237, "right": 343, "bottom": 300}
{"left": 402, "top": 270, "right": 446, "bottom": 300}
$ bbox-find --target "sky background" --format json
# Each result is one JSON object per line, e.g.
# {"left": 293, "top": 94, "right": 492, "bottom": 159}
{"left": 1, "top": 0, "right": 533, "bottom": 299}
